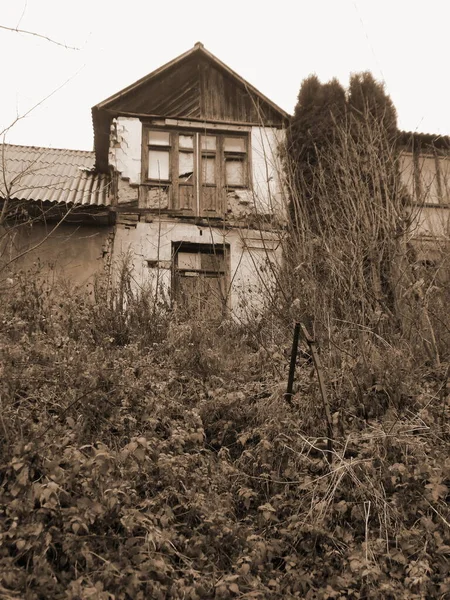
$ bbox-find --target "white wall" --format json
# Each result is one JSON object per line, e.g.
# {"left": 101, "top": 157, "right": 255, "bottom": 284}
{"left": 411, "top": 205, "right": 450, "bottom": 239}
{"left": 400, "top": 151, "right": 450, "bottom": 205}
{"left": 112, "top": 219, "right": 282, "bottom": 319}
{"left": 109, "top": 117, "right": 142, "bottom": 185}
{"left": 109, "top": 117, "right": 286, "bottom": 220}
{"left": 250, "top": 126, "right": 286, "bottom": 218}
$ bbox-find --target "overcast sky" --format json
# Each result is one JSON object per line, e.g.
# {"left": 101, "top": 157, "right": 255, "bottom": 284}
{"left": 1, "top": 0, "right": 449, "bottom": 151}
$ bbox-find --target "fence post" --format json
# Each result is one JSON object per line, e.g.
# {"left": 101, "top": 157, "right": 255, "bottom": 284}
{"left": 285, "top": 322, "right": 301, "bottom": 405}
{"left": 300, "top": 323, "right": 333, "bottom": 464}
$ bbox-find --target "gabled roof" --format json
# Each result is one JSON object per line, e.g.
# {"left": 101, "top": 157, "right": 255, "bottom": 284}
{"left": 92, "top": 42, "right": 290, "bottom": 172}
{"left": 95, "top": 42, "right": 289, "bottom": 120}
{"left": 0, "top": 144, "right": 112, "bottom": 207}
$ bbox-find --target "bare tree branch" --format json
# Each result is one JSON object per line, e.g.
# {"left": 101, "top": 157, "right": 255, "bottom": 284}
{"left": 0, "top": 24, "right": 79, "bottom": 50}
{"left": 16, "top": 0, "right": 28, "bottom": 30}
{"left": 0, "top": 65, "right": 85, "bottom": 139}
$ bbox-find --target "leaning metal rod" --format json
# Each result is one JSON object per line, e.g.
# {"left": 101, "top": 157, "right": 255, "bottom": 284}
{"left": 300, "top": 323, "right": 334, "bottom": 464}
{"left": 285, "top": 322, "right": 301, "bottom": 405}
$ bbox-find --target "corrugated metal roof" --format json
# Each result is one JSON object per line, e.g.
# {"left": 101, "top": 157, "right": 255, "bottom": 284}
{"left": 0, "top": 144, "right": 112, "bottom": 206}
{"left": 399, "top": 131, "right": 450, "bottom": 151}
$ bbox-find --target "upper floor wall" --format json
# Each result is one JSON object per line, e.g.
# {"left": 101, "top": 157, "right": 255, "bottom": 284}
{"left": 109, "top": 116, "right": 287, "bottom": 222}
{"left": 92, "top": 44, "right": 289, "bottom": 224}
{"left": 92, "top": 43, "right": 289, "bottom": 176}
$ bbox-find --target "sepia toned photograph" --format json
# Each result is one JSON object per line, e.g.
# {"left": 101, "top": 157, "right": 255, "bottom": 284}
{"left": 1, "top": 1, "right": 449, "bottom": 598}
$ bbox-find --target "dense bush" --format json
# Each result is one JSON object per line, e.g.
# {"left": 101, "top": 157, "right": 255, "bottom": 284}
{"left": 0, "top": 271, "right": 449, "bottom": 599}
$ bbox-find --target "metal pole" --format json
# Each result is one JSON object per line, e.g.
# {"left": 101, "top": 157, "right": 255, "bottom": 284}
{"left": 285, "top": 322, "right": 300, "bottom": 405}
{"left": 300, "top": 323, "right": 333, "bottom": 464}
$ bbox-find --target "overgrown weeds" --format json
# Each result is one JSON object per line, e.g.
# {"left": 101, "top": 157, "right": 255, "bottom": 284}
{"left": 0, "top": 264, "right": 449, "bottom": 599}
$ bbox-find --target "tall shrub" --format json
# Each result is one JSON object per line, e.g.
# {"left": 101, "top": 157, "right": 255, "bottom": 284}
{"left": 285, "top": 72, "right": 409, "bottom": 337}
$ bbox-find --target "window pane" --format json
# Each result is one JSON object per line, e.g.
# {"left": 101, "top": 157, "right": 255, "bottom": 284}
{"left": 148, "top": 150, "right": 170, "bottom": 180}
{"left": 224, "top": 137, "right": 245, "bottom": 152}
{"left": 179, "top": 135, "right": 194, "bottom": 149}
{"left": 179, "top": 152, "right": 194, "bottom": 180}
{"left": 201, "top": 135, "right": 216, "bottom": 151}
{"left": 202, "top": 252, "right": 224, "bottom": 272}
{"left": 202, "top": 156, "right": 216, "bottom": 185}
{"left": 177, "top": 252, "right": 201, "bottom": 270}
{"left": 226, "top": 158, "right": 244, "bottom": 186}
{"left": 148, "top": 130, "right": 170, "bottom": 146}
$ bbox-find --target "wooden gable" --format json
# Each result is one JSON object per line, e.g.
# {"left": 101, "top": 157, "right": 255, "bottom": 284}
{"left": 102, "top": 54, "right": 286, "bottom": 125}
{"left": 104, "top": 56, "right": 203, "bottom": 120}
{"left": 200, "top": 58, "right": 285, "bottom": 124}
{"left": 93, "top": 44, "right": 289, "bottom": 171}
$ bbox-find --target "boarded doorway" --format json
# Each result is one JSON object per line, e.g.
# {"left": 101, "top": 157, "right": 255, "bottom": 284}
{"left": 172, "top": 242, "right": 229, "bottom": 320}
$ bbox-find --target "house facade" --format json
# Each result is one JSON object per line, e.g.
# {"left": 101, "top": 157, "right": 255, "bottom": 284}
{"left": 1, "top": 43, "right": 288, "bottom": 319}
{"left": 93, "top": 42, "right": 289, "bottom": 318}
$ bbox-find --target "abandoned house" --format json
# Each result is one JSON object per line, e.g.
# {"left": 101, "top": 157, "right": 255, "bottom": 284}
{"left": 0, "top": 42, "right": 289, "bottom": 319}
{"left": 1, "top": 43, "right": 449, "bottom": 317}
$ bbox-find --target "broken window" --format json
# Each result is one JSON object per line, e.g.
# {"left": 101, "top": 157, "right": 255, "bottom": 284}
{"left": 143, "top": 127, "right": 249, "bottom": 214}
{"left": 224, "top": 136, "right": 247, "bottom": 187}
{"left": 147, "top": 131, "right": 171, "bottom": 181}
{"left": 179, "top": 151, "right": 194, "bottom": 181}
{"left": 172, "top": 242, "right": 229, "bottom": 320}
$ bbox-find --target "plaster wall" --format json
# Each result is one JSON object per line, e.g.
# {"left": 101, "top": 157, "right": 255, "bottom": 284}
{"left": 2, "top": 223, "right": 113, "bottom": 287}
{"left": 110, "top": 117, "right": 286, "bottom": 220}
{"left": 110, "top": 117, "right": 142, "bottom": 187}
{"left": 112, "top": 220, "right": 281, "bottom": 318}
{"left": 250, "top": 126, "right": 286, "bottom": 219}
{"left": 399, "top": 152, "right": 416, "bottom": 199}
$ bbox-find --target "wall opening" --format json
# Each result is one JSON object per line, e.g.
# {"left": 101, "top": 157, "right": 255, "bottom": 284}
{"left": 172, "top": 241, "right": 230, "bottom": 320}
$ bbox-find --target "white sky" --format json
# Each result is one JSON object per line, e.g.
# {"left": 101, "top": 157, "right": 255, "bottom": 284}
{"left": 1, "top": 0, "right": 449, "bottom": 151}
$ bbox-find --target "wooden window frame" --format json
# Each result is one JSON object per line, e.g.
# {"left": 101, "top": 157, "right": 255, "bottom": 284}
{"left": 142, "top": 125, "right": 250, "bottom": 212}
{"left": 222, "top": 134, "right": 249, "bottom": 189}
{"left": 172, "top": 242, "right": 228, "bottom": 275}
{"left": 175, "top": 133, "right": 196, "bottom": 212}
{"left": 200, "top": 134, "right": 218, "bottom": 187}
{"left": 143, "top": 130, "right": 172, "bottom": 183}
